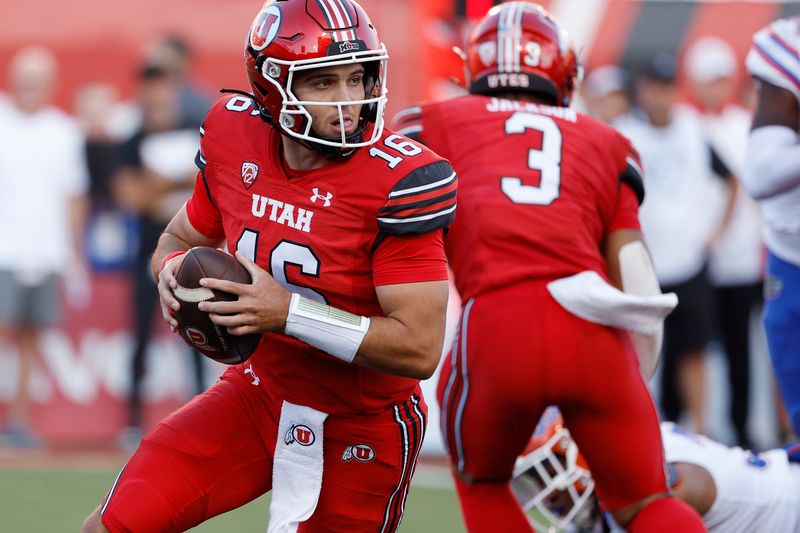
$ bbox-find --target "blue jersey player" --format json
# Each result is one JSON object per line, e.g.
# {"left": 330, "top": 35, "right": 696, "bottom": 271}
{"left": 742, "top": 17, "right": 800, "bottom": 436}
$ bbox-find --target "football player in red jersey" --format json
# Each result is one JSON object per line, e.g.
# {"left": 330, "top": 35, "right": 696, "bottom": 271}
{"left": 81, "top": 1, "right": 456, "bottom": 532}
{"left": 392, "top": 3, "right": 705, "bottom": 532}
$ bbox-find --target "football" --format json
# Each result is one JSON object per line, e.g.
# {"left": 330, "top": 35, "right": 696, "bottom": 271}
{"left": 172, "top": 246, "right": 261, "bottom": 364}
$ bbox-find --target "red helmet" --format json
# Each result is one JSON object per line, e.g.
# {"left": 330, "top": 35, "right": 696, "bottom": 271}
{"left": 465, "top": 2, "right": 581, "bottom": 107}
{"left": 511, "top": 407, "right": 599, "bottom": 531}
{"left": 244, "top": 0, "right": 388, "bottom": 157}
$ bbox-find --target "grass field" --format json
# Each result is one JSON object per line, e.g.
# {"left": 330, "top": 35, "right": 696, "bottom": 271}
{"left": 0, "top": 462, "right": 466, "bottom": 532}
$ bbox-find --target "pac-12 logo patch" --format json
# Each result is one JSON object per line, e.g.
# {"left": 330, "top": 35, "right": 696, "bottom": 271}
{"left": 285, "top": 424, "right": 315, "bottom": 446}
{"left": 250, "top": 5, "right": 282, "bottom": 51}
{"left": 241, "top": 162, "right": 260, "bottom": 189}
{"left": 342, "top": 444, "right": 375, "bottom": 463}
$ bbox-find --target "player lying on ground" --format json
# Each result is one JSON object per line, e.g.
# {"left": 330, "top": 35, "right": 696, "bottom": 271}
{"left": 514, "top": 407, "right": 800, "bottom": 533}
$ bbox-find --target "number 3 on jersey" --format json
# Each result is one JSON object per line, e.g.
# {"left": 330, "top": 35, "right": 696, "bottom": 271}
{"left": 501, "top": 112, "right": 562, "bottom": 206}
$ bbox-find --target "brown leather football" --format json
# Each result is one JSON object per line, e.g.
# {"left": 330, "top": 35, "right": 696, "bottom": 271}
{"left": 172, "top": 246, "right": 261, "bottom": 364}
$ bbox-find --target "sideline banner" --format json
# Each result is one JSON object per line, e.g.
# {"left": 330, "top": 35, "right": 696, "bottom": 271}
{"left": 0, "top": 274, "right": 220, "bottom": 444}
{"left": 0, "top": 274, "right": 460, "bottom": 452}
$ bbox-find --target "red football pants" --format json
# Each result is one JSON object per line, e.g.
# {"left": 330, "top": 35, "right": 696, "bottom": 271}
{"left": 101, "top": 367, "right": 427, "bottom": 532}
{"left": 437, "top": 281, "right": 669, "bottom": 510}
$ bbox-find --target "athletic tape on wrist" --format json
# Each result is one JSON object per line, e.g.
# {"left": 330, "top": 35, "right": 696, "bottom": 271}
{"left": 284, "top": 293, "right": 370, "bottom": 363}
{"left": 161, "top": 250, "right": 186, "bottom": 273}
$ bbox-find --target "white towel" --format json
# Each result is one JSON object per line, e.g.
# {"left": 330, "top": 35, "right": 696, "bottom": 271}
{"left": 547, "top": 271, "right": 678, "bottom": 334}
{"left": 268, "top": 401, "right": 329, "bottom": 533}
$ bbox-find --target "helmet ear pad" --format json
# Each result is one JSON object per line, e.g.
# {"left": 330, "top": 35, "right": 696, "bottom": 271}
{"left": 362, "top": 61, "right": 381, "bottom": 123}
{"left": 252, "top": 55, "right": 272, "bottom": 99}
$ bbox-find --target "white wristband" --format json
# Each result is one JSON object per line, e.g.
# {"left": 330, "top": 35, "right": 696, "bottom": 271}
{"left": 284, "top": 293, "right": 370, "bottom": 363}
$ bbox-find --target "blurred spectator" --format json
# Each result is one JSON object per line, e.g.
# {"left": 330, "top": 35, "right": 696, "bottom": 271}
{"left": 615, "top": 52, "right": 736, "bottom": 434}
{"left": 143, "top": 34, "right": 212, "bottom": 128}
{"left": 74, "top": 84, "right": 139, "bottom": 271}
{"left": 682, "top": 37, "right": 762, "bottom": 448}
{"left": 113, "top": 64, "right": 205, "bottom": 448}
{"left": 0, "top": 47, "right": 89, "bottom": 446}
{"left": 581, "top": 64, "right": 631, "bottom": 124}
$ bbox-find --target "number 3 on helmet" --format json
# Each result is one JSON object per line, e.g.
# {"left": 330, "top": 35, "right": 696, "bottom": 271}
{"left": 244, "top": 0, "right": 389, "bottom": 157}
{"left": 465, "top": 2, "right": 582, "bottom": 107}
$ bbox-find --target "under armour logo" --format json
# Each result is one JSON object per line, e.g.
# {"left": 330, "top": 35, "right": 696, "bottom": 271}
{"left": 244, "top": 364, "right": 260, "bottom": 386}
{"left": 310, "top": 188, "right": 333, "bottom": 207}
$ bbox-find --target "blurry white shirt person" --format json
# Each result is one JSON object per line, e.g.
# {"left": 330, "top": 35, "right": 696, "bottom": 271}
{"left": 683, "top": 37, "right": 761, "bottom": 289}
{"left": 581, "top": 64, "right": 630, "bottom": 125}
{"left": 0, "top": 47, "right": 89, "bottom": 446}
{"left": 615, "top": 52, "right": 736, "bottom": 435}
{"left": 680, "top": 36, "right": 762, "bottom": 448}
{"left": 742, "top": 17, "right": 800, "bottom": 437}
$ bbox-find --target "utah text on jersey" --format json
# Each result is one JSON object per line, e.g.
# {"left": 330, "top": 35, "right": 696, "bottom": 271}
{"left": 251, "top": 193, "right": 315, "bottom": 234}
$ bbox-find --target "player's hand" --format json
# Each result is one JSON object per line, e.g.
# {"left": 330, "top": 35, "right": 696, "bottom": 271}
{"left": 199, "top": 250, "right": 292, "bottom": 335}
{"left": 157, "top": 252, "right": 186, "bottom": 332}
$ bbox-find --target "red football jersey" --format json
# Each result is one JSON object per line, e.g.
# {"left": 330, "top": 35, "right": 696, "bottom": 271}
{"left": 186, "top": 95, "right": 457, "bottom": 415}
{"left": 393, "top": 94, "right": 644, "bottom": 301}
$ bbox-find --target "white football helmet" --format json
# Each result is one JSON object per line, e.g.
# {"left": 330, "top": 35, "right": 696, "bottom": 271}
{"left": 511, "top": 407, "right": 601, "bottom": 532}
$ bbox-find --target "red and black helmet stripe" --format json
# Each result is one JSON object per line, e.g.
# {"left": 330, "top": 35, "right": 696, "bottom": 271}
{"left": 315, "top": 0, "right": 357, "bottom": 41}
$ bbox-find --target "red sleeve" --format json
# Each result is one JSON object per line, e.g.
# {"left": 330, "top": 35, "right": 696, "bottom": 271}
{"left": 186, "top": 169, "right": 225, "bottom": 239}
{"left": 608, "top": 183, "right": 641, "bottom": 233}
{"left": 372, "top": 230, "right": 448, "bottom": 286}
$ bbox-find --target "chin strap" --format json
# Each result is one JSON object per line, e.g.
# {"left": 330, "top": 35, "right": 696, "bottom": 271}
{"left": 219, "top": 88, "right": 257, "bottom": 99}
{"left": 305, "top": 124, "right": 365, "bottom": 160}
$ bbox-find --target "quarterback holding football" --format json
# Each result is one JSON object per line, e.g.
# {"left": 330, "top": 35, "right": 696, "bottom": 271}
{"left": 82, "top": 0, "right": 456, "bottom": 531}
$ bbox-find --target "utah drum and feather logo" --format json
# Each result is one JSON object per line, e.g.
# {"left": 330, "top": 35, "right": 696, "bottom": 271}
{"left": 285, "top": 424, "right": 315, "bottom": 447}
{"left": 342, "top": 443, "right": 375, "bottom": 463}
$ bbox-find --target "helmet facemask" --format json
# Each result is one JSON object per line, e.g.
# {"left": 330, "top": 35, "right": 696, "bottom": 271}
{"left": 258, "top": 48, "right": 388, "bottom": 159}
{"left": 512, "top": 426, "right": 600, "bottom": 532}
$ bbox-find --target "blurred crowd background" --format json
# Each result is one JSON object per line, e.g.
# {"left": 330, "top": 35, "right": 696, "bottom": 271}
{"left": 0, "top": 0, "right": 799, "bottom": 454}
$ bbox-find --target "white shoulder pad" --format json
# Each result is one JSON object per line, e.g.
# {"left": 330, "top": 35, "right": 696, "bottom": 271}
{"left": 746, "top": 18, "right": 800, "bottom": 101}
